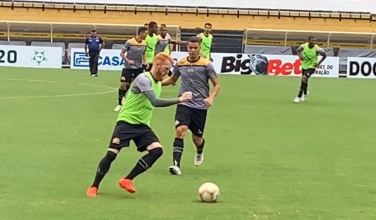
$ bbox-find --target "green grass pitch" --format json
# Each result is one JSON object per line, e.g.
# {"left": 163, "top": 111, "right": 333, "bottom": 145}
{"left": 1, "top": 67, "right": 376, "bottom": 220}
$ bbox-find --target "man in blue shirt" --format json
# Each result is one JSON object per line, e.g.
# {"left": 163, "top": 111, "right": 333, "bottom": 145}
{"left": 85, "top": 29, "right": 104, "bottom": 77}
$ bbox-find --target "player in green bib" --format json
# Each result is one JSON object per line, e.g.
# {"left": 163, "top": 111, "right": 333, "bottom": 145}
{"left": 294, "top": 36, "right": 327, "bottom": 103}
{"left": 144, "top": 21, "right": 158, "bottom": 72}
{"left": 86, "top": 53, "right": 192, "bottom": 197}
{"left": 196, "top": 23, "right": 213, "bottom": 61}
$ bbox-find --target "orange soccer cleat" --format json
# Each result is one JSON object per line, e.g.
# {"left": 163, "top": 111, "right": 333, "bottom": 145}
{"left": 86, "top": 186, "right": 98, "bottom": 197}
{"left": 118, "top": 178, "right": 136, "bottom": 193}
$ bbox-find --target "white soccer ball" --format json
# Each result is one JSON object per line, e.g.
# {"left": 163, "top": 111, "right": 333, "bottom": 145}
{"left": 198, "top": 182, "right": 220, "bottom": 203}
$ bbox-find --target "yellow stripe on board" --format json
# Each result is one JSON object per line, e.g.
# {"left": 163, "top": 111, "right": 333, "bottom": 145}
{"left": 0, "top": 32, "right": 138, "bottom": 40}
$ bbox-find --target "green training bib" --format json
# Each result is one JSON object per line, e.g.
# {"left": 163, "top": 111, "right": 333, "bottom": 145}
{"left": 117, "top": 72, "right": 161, "bottom": 126}
{"left": 145, "top": 34, "right": 158, "bottom": 63}
{"left": 199, "top": 33, "right": 213, "bottom": 59}
{"left": 302, "top": 43, "right": 318, "bottom": 69}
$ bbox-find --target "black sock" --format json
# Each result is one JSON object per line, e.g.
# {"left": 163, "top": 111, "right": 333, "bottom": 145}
{"left": 92, "top": 151, "right": 117, "bottom": 188}
{"left": 172, "top": 138, "right": 184, "bottom": 167}
{"left": 196, "top": 138, "right": 205, "bottom": 154}
{"left": 118, "top": 89, "right": 126, "bottom": 105}
{"left": 304, "top": 82, "right": 308, "bottom": 95}
{"left": 297, "top": 82, "right": 307, "bottom": 98}
{"left": 126, "top": 148, "right": 163, "bottom": 180}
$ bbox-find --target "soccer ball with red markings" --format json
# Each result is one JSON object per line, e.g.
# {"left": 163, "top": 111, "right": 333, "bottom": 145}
{"left": 198, "top": 182, "right": 220, "bottom": 203}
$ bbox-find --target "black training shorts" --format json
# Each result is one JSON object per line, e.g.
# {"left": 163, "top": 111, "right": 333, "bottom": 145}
{"left": 175, "top": 105, "right": 208, "bottom": 137}
{"left": 109, "top": 121, "right": 159, "bottom": 152}
{"left": 302, "top": 68, "right": 315, "bottom": 78}
{"left": 121, "top": 68, "right": 144, "bottom": 82}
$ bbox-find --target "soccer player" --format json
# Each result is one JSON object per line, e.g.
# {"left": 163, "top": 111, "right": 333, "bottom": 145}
{"left": 196, "top": 23, "right": 213, "bottom": 61}
{"left": 155, "top": 25, "right": 174, "bottom": 56}
{"left": 294, "top": 36, "right": 327, "bottom": 103}
{"left": 144, "top": 21, "right": 159, "bottom": 72}
{"left": 162, "top": 36, "right": 220, "bottom": 175}
{"left": 114, "top": 27, "right": 147, "bottom": 112}
{"left": 86, "top": 53, "right": 193, "bottom": 197}
{"left": 155, "top": 24, "right": 186, "bottom": 79}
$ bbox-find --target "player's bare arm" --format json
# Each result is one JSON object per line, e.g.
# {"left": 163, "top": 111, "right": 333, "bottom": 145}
{"left": 170, "top": 40, "right": 188, "bottom": 45}
{"left": 162, "top": 75, "right": 179, "bottom": 86}
{"left": 315, "top": 48, "right": 327, "bottom": 67}
{"left": 205, "top": 77, "right": 220, "bottom": 107}
{"left": 296, "top": 45, "right": 304, "bottom": 60}
{"left": 162, "top": 64, "right": 180, "bottom": 86}
{"left": 120, "top": 48, "right": 134, "bottom": 65}
{"left": 204, "top": 62, "right": 220, "bottom": 107}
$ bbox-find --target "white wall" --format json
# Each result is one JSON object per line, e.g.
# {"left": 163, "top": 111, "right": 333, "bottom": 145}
{"left": 18, "top": 0, "right": 376, "bottom": 13}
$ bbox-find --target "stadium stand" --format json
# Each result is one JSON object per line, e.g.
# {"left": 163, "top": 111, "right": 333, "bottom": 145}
{"left": 0, "top": 1, "right": 376, "bottom": 32}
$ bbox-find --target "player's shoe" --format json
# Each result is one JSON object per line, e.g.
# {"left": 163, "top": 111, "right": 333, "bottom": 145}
{"left": 118, "top": 178, "right": 136, "bottom": 193}
{"left": 194, "top": 153, "right": 204, "bottom": 166}
{"left": 114, "top": 105, "right": 122, "bottom": 112}
{"left": 168, "top": 165, "right": 181, "bottom": 175}
{"left": 86, "top": 186, "right": 98, "bottom": 197}
{"left": 293, "top": 97, "right": 301, "bottom": 103}
{"left": 301, "top": 95, "right": 305, "bottom": 102}
{"left": 91, "top": 74, "right": 98, "bottom": 77}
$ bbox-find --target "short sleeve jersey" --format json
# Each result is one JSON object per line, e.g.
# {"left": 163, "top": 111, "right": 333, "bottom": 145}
{"left": 123, "top": 38, "right": 146, "bottom": 69}
{"left": 117, "top": 72, "right": 162, "bottom": 126}
{"left": 173, "top": 56, "right": 217, "bottom": 110}
{"left": 155, "top": 34, "right": 172, "bottom": 55}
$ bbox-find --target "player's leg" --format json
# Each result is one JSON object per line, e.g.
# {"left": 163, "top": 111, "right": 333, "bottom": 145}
{"left": 294, "top": 69, "right": 309, "bottom": 103}
{"left": 115, "top": 69, "right": 132, "bottom": 111}
{"left": 86, "top": 123, "right": 131, "bottom": 197}
{"left": 119, "top": 127, "right": 163, "bottom": 193}
{"left": 169, "top": 105, "right": 192, "bottom": 175}
{"left": 304, "top": 69, "right": 314, "bottom": 97}
{"left": 189, "top": 108, "right": 208, "bottom": 166}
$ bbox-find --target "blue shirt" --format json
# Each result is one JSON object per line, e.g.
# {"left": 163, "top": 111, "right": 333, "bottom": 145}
{"left": 85, "top": 36, "right": 103, "bottom": 52}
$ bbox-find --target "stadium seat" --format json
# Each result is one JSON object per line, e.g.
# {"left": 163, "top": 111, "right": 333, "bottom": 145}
{"left": 338, "top": 48, "right": 376, "bottom": 72}
{"left": 31, "top": 41, "right": 66, "bottom": 63}
{"left": 67, "top": 43, "right": 85, "bottom": 64}
{"left": 112, "top": 44, "right": 124, "bottom": 50}
{"left": 0, "top": 40, "right": 27, "bottom": 46}
{"left": 244, "top": 45, "right": 293, "bottom": 55}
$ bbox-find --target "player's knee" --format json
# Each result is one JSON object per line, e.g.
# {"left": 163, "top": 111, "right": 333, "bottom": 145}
{"left": 302, "top": 75, "right": 308, "bottom": 82}
{"left": 146, "top": 142, "right": 163, "bottom": 151}
{"left": 107, "top": 148, "right": 119, "bottom": 154}
{"left": 175, "top": 125, "right": 188, "bottom": 138}
{"left": 120, "top": 82, "right": 127, "bottom": 90}
{"left": 192, "top": 136, "right": 203, "bottom": 147}
{"left": 147, "top": 143, "right": 163, "bottom": 158}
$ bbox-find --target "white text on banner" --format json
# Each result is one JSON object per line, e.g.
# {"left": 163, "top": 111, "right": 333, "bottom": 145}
{"left": 0, "top": 45, "right": 62, "bottom": 69}
{"left": 206, "top": 53, "right": 339, "bottom": 78}
{"left": 70, "top": 48, "right": 125, "bottom": 71}
{"left": 347, "top": 57, "right": 376, "bottom": 79}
